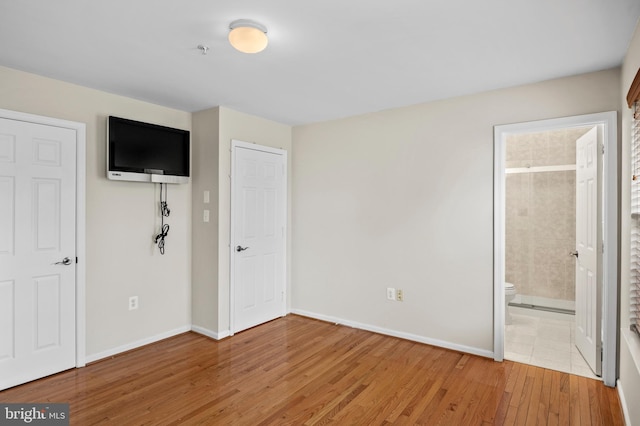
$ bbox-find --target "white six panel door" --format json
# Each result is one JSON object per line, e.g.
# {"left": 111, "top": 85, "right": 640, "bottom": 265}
{"left": 232, "top": 143, "right": 286, "bottom": 333}
{"left": 574, "top": 126, "right": 602, "bottom": 376}
{"left": 0, "top": 118, "right": 76, "bottom": 390}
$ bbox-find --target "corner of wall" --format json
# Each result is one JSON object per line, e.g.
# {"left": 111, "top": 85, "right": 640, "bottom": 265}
{"left": 191, "top": 107, "right": 221, "bottom": 332}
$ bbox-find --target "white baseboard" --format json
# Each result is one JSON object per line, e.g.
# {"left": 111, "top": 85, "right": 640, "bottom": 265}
{"left": 191, "top": 325, "right": 230, "bottom": 340}
{"left": 83, "top": 312, "right": 494, "bottom": 366}
{"left": 85, "top": 325, "right": 191, "bottom": 364}
{"left": 617, "top": 379, "right": 631, "bottom": 426}
{"left": 290, "top": 309, "right": 494, "bottom": 359}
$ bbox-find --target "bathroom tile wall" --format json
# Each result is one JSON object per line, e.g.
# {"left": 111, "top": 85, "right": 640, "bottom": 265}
{"left": 505, "top": 127, "right": 592, "bottom": 302}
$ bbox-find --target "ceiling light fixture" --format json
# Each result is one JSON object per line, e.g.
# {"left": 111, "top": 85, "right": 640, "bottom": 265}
{"left": 228, "top": 19, "right": 268, "bottom": 54}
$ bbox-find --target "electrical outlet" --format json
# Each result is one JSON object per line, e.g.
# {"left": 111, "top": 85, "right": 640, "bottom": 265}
{"left": 387, "top": 287, "right": 396, "bottom": 301}
{"left": 203, "top": 209, "right": 210, "bottom": 223}
{"left": 396, "top": 289, "right": 404, "bottom": 302}
{"left": 129, "top": 296, "right": 139, "bottom": 310}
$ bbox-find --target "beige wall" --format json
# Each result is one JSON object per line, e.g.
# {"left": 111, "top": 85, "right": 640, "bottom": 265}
{"left": 619, "top": 20, "right": 640, "bottom": 426}
{"left": 0, "top": 65, "right": 292, "bottom": 356}
{"left": 1, "top": 41, "right": 634, "bottom": 408}
{"left": 291, "top": 68, "right": 620, "bottom": 353}
{"left": 0, "top": 66, "right": 192, "bottom": 358}
{"left": 191, "top": 107, "right": 220, "bottom": 332}
{"left": 191, "top": 106, "right": 292, "bottom": 335}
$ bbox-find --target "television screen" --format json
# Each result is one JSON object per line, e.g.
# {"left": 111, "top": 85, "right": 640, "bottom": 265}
{"left": 107, "top": 116, "right": 190, "bottom": 184}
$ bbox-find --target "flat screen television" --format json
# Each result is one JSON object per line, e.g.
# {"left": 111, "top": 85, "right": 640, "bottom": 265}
{"left": 107, "top": 116, "right": 190, "bottom": 184}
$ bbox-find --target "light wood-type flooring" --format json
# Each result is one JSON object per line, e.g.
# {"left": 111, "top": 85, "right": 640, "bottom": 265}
{"left": 0, "top": 315, "right": 624, "bottom": 425}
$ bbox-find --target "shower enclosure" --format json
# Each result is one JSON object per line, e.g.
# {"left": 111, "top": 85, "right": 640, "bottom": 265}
{"left": 504, "top": 127, "right": 592, "bottom": 314}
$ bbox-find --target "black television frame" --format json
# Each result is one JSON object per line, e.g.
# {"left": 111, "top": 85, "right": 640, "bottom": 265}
{"left": 107, "top": 116, "right": 190, "bottom": 184}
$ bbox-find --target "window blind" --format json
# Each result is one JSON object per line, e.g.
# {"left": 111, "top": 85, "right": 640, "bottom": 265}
{"left": 631, "top": 102, "right": 640, "bottom": 337}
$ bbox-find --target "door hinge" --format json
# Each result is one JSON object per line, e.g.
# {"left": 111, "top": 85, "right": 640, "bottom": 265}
{"left": 602, "top": 144, "right": 605, "bottom": 154}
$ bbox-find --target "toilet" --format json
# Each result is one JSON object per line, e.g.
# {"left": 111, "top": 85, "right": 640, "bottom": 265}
{"left": 505, "top": 282, "right": 517, "bottom": 325}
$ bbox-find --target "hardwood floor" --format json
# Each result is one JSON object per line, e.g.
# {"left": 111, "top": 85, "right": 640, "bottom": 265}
{"left": 0, "top": 315, "right": 623, "bottom": 425}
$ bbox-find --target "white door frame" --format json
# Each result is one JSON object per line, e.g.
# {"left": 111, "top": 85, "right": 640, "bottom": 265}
{"left": 493, "top": 111, "right": 617, "bottom": 387}
{"left": 229, "top": 139, "right": 287, "bottom": 335}
{"left": 0, "top": 108, "right": 86, "bottom": 367}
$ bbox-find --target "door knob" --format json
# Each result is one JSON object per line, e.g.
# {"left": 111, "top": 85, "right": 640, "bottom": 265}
{"left": 54, "top": 257, "right": 72, "bottom": 265}
{"left": 236, "top": 246, "right": 249, "bottom": 252}
{"left": 570, "top": 251, "right": 579, "bottom": 258}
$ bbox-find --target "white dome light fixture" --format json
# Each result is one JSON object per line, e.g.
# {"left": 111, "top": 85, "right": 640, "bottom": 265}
{"left": 228, "top": 19, "right": 268, "bottom": 54}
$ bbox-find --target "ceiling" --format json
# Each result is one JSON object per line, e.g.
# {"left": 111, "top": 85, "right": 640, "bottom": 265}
{"left": 1, "top": 1, "right": 639, "bottom": 126}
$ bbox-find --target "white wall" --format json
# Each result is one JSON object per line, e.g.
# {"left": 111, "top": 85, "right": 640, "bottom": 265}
{"left": 291, "top": 68, "right": 620, "bottom": 354}
{"left": 0, "top": 66, "right": 192, "bottom": 359}
{"left": 619, "top": 20, "right": 640, "bottom": 426}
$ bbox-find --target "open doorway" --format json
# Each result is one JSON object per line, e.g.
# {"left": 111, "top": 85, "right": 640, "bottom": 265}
{"left": 502, "top": 125, "right": 597, "bottom": 379}
{"left": 493, "top": 112, "right": 618, "bottom": 387}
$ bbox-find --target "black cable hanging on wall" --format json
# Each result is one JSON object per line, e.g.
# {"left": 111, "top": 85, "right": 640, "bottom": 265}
{"left": 155, "top": 183, "right": 170, "bottom": 255}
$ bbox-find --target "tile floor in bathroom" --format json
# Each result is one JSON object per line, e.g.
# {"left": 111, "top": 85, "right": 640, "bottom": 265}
{"left": 504, "top": 306, "right": 599, "bottom": 380}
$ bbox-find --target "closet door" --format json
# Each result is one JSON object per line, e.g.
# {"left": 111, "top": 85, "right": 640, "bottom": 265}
{"left": 0, "top": 117, "right": 77, "bottom": 390}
